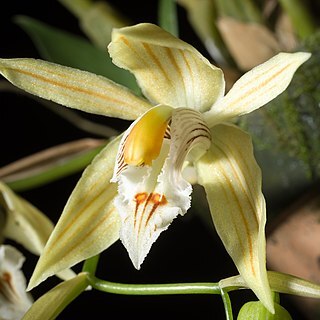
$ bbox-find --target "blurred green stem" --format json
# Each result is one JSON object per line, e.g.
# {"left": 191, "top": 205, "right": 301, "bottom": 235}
{"left": 215, "top": 0, "right": 262, "bottom": 23}
{"left": 278, "top": 0, "right": 316, "bottom": 39}
{"left": 272, "top": 291, "right": 281, "bottom": 304}
{"left": 158, "top": 0, "right": 179, "bottom": 37}
{"left": 58, "top": 0, "right": 92, "bottom": 18}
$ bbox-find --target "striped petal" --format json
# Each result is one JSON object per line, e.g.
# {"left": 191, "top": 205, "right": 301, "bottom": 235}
{"left": 27, "top": 136, "right": 121, "bottom": 290}
{"left": 108, "top": 23, "right": 224, "bottom": 112}
{"left": 0, "top": 58, "right": 151, "bottom": 120}
{"left": 204, "top": 52, "right": 311, "bottom": 127}
{"left": 112, "top": 106, "right": 211, "bottom": 269}
{"left": 196, "top": 124, "right": 273, "bottom": 313}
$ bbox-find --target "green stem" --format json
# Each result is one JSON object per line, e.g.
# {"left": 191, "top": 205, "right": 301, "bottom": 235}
{"left": 272, "top": 291, "right": 281, "bottom": 306}
{"left": 241, "top": 0, "right": 263, "bottom": 23}
{"left": 278, "top": 0, "right": 316, "bottom": 39}
{"left": 158, "top": 0, "right": 179, "bottom": 37}
{"left": 220, "top": 288, "right": 234, "bottom": 320}
{"left": 82, "top": 255, "right": 100, "bottom": 275}
{"left": 87, "top": 274, "right": 220, "bottom": 296}
{"left": 215, "top": 0, "right": 262, "bottom": 23}
{"left": 58, "top": 0, "right": 92, "bottom": 18}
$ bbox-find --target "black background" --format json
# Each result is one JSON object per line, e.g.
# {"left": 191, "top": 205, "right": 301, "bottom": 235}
{"left": 0, "top": 1, "right": 309, "bottom": 319}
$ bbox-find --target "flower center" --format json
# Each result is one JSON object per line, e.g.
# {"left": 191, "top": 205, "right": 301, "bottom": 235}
{"left": 111, "top": 106, "right": 212, "bottom": 269}
{"left": 123, "top": 105, "right": 172, "bottom": 166}
{"left": 0, "top": 272, "right": 19, "bottom": 304}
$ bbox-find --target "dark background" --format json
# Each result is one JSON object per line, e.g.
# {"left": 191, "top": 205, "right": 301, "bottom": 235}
{"left": 0, "top": 1, "right": 309, "bottom": 319}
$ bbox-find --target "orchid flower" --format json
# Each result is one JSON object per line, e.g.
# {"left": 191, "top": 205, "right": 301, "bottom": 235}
{"left": 0, "top": 244, "right": 33, "bottom": 320}
{"left": 0, "top": 181, "right": 75, "bottom": 282}
{"left": 0, "top": 23, "right": 310, "bottom": 312}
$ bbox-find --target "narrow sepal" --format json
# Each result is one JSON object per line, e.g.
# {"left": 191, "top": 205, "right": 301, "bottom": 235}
{"left": 27, "top": 137, "right": 122, "bottom": 290}
{"left": 205, "top": 52, "right": 311, "bottom": 127}
{"left": 0, "top": 58, "right": 151, "bottom": 120}
{"left": 196, "top": 124, "right": 273, "bottom": 312}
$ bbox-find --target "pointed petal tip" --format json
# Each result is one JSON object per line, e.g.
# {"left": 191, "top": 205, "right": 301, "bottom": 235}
{"left": 257, "top": 291, "right": 275, "bottom": 314}
{"left": 122, "top": 239, "right": 146, "bottom": 271}
{"left": 295, "top": 51, "right": 312, "bottom": 61}
{"left": 205, "top": 51, "right": 312, "bottom": 126}
{"left": 26, "top": 260, "right": 57, "bottom": 291}
{"left": 26, "top": 273, "right": 46, "bottom": 292}
{"left": 283, "top": 51, "right": 311, "bottom": 68}
{"left": 132, "top": 256, "right": 143, "bottom": 271}
{"left": 26, "top": 266, "right": 76, "bottom": 292}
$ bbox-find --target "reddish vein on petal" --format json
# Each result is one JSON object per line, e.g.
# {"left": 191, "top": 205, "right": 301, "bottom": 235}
{"left": 9, "top": 68, "right": 133, "bottom": 107}
{"left": 228, "top": 62, "right": 293, "bottom": 114}
{"left": 142, "top": 43, "right": 172, "bottom": 84}
{"left": 214, "top": 144, "right": 257, "bottom": 276}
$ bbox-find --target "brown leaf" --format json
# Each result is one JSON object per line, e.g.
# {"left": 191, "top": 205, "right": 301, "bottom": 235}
{"left": 275, "top": 13, "right": 298, "bottom": 52}
{"left": 0, "top": 138, "right": 105, "bottom": 182}
{"left": 217, "top": 17, "right": 281, "bottom": 71}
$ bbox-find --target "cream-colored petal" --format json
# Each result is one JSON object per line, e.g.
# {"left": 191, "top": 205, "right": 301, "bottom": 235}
{"left": 23, "top": 273, "right": 88, "bottom": 320}
{"left": 1, "top": 182, "right": 76, "bottom": 282}
{"left": 196, "top": 124, "right": 273, "bottom": 312}
{"left": 108, "top": 23, "right": 224, "bottom": 112}
{"left": 27, "top": 137, "right": 122, "bottom": 291}
{"left": 0, "top": 58, "right": 151, "bottom": 120}
{"left": 1, "top": 181, "right": 53, "bottom": 256}
{"left": 204, "top": 52, "right": 311, "bottom": 127}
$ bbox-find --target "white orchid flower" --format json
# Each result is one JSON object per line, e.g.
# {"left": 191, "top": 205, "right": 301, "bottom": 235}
{"left": 0, "top": 23, "right": 310, "bottom": 312}
{"left": 0, "top": 181, "right": 75, "bottom": 282}
{"left": 0, "top": 245, "right": 33, "bottom": 320}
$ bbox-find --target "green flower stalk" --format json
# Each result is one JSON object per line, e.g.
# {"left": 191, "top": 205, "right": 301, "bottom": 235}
{"left": 0, "top": 23, "right": 310, "bottom": 313}
{"left": 58, "top": 0, "right": 129, "bottom": 49}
